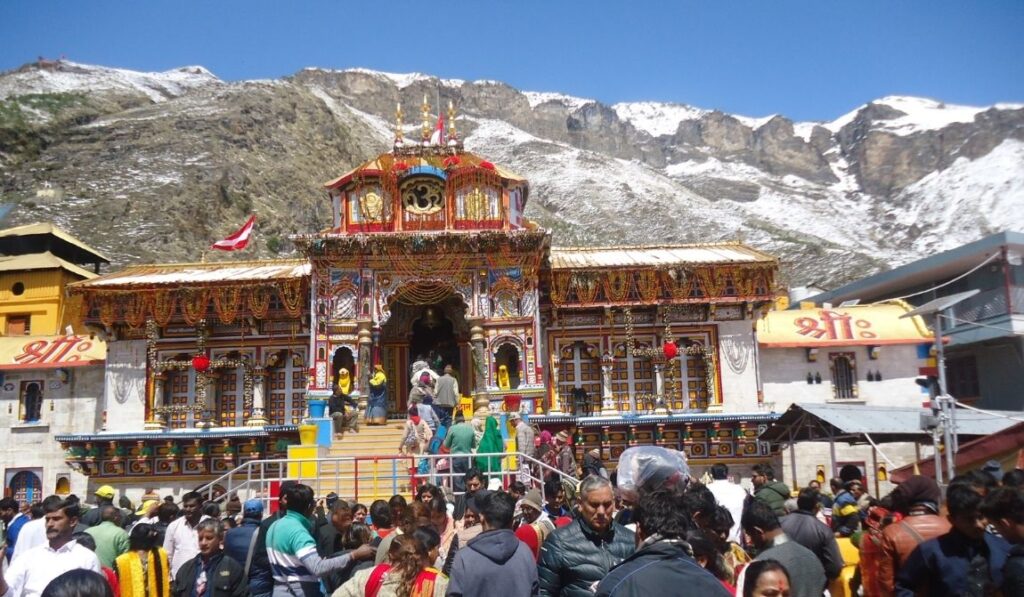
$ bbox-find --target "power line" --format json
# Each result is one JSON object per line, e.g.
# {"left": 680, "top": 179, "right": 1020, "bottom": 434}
{"left": 954, "top": 399, "right": 1024, "bottom": 423}
{"left": 872, "top": 252, "right": 1001, "bottom": 305}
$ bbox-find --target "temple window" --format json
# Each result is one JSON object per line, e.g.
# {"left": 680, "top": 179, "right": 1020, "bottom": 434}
{"left": 349, "top": 186, "right": 390, "bottom": 225}
{"left": 215, "top": 350, "right": 254, "bottom": 427}
{"left": 19, "top": 381, "right": 43, "bottom": 423}
{"left": 455, "top": 186, "right": 500, "bottom": 222}
{"left": 267, "top": 349, "right": 307, "bottom": 425}
{"left": 829, "top": 353, "right": 857, "bottom": 399}
{"left": 558, "top": 341, "right": 600, "bottom": 414}
{"left": 6, "top": 314, "right": 30, "bottom": 336}
{"left": 166, "top": 366, "right": 196, "bottom": 429}
{"left": 611, "top": 342, "right": 655, "bottom": 411}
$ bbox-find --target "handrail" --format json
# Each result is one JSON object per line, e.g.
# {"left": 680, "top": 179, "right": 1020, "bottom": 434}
{"left": 196, "top": 451, "right": 580, "bottom": 514}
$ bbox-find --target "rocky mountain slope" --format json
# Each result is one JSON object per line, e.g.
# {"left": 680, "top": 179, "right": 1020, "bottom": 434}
{"left": 1, "top": 60, "right": 1022, "bottom": 287}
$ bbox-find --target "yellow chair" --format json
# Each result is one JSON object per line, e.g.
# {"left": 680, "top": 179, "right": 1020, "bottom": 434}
{"left": 828, "top": 536, "right": 860, "bottom": 597}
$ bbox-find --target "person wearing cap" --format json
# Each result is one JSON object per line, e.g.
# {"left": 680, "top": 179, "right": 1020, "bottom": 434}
{"left": 539, "top": 476, "right": 635, "bottom": 597}
{"left": 582, "top": 448, "right": 608, "bottom": 480}
{"left": 513, "top": 489, "right": 555, "bottom": 561}
{"left": 552, "top": 431, "right": 580, "bottom": 478}
{"left": 448, "top": 491, "right": 538, "bottom": 597}
{"left": 79, "top": 485, "right": 116, "bottom": 529}
{"left": 224, "top": 498, "right": 263, "bottom": 579}
{"left": 130, "top": 500, "right": 160, "bottom": 531}
{"left": 877, "top": 475, "right": 951, "bottom": 595}
{"left": 982, "top": 460, "right": 1005, "bottom": 484}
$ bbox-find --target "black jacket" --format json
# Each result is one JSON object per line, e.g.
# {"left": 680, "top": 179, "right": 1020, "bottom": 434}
{"left": 779, "top": 510, "right": 844, "bottom": 580}
{"left": 1004, "top": 543, "right": 1024, "bottom": 596}
{"left": 595, "top": 539, "right": 731, "bottom": 597}
{"left": 173, "top": 552, "right": 249, "bottom": 597}
{"left": 248, "top": 511, "right": 281, "bottom": 597}
{"left": 448, "top": 529, "right": 538, "bottom": 597}
{"left": 538, "top": 517, "right": 635, "bottom": 597}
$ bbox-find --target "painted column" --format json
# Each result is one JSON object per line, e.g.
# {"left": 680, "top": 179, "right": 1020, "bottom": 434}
{"left": 600, "top": 352, "right": 618, "bottom": 415}
{"left": 197, "top": 372, "right": 219, "bottom": 429}
{"left": 357, "top": 319, "right": 373, "bottom": 413}
{"left": 144, "top": 372, "right": 167, "bottom": 430}
{"left": 548, "top": 352, "right": 563, "bottom": 415}
{"left": 470, "top": 320, "right": 489, "bottom": 415}
{"left": 653, "top": 362, "right": 668, "bottom": 415}
{"left": 247, "top": 367, "right": 268, "bottom": 427}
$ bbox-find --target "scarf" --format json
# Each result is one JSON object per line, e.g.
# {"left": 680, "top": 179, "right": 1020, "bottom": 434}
{"left": 116, "top": 549, "right": 170, "bottom": 597}
{"left": 476, "top": 416, "right": 505, "bottom": 472}
{"left": 365, "top": 564, "right": 441, "bottom": 597}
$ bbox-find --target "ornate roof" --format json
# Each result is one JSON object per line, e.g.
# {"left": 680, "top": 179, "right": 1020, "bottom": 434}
{"left": 69, "top": 259, "right": 309, "bottom": 290}
{"left": 324, "top": 149, "right": 526, "bottom": 190}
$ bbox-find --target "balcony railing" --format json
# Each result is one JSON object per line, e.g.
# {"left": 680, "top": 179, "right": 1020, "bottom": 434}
{"left": 944, "top": 286, "right": 1024, "bottom": 327}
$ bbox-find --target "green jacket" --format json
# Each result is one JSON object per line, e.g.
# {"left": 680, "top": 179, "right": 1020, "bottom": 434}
{"left": 85, "top": 520, "right": 129, "bottom": 568}
{"left": 443, "top": 422, "right": 478, "bottom": 454}
{"left": 755, "top": 481, "right": 792, "bottom": 516}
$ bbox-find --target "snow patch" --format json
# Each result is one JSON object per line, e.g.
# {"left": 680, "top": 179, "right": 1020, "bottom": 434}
{"left": 612, "top": 101, "right": 707, "bottom": 137}
{"left": 523, "top": 91, "right": 594, "bottom": 111}
{"left": 0, "top": 60, "right": 220, "bottom": 102}
{"left": 334, "top": 67, "right": 464, "bottom": 89}
{"left": 733, "top": 114, "right": 778, "bottom": 130}
{"left": 893, "top": 139, "right": 1024, "bottom": 253}
{"left": 824, "top": 96, "right": 1024, "bottom": 136}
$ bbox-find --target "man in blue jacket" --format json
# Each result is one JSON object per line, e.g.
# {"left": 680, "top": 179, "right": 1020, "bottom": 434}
{"left": 223, "top": 499, "right": 262, "bottom": 576}
{"left": 896, "top": 483, "right": 1010, "bottom": 596}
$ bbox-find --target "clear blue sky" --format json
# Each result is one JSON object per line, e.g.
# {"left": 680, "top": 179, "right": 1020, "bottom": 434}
{"left": 2, "top": 0, "right": 1022, "bottom": 122}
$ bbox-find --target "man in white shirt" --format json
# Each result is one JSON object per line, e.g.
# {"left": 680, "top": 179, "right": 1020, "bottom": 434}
{"left": 163, "top": 491, "right": 209, "bottom": 577}
{"left": 706, "top": 463, "right": 748, "bottom": 543}
{"left": 0, "top": 498, "right": 101, "bottom": 597}
{"left": 10, "top": 496, "right": 62, "bottom": 563}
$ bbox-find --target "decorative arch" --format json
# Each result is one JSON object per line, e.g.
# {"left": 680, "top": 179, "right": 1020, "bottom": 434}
{"left": 378, "top": 280, "right": 471, "bottom": 326}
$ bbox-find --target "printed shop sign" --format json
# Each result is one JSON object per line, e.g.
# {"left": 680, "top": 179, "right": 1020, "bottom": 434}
{"left": 0, "top": 335, "right": 106, "bottom": 370}
{"left": 756, "top": 304, "right": 932, "bottom": 348}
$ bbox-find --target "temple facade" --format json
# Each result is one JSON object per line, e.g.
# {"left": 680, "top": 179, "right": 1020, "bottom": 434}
{"left": 57, "top": 101, "right": 784, "bottom": 497}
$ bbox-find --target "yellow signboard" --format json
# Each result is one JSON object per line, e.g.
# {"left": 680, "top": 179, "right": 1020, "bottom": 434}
{"left": 757, "top": 303, "right": 931, "bottom": 347}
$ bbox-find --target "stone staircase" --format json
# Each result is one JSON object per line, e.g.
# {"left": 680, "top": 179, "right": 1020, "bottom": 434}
{"left": 315, "top": 421, "right": 416, "bottom": 503}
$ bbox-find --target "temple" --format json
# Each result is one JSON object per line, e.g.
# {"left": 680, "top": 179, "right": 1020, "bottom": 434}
{"left": 55, "top": 99, "right": 782, "bottom": 495}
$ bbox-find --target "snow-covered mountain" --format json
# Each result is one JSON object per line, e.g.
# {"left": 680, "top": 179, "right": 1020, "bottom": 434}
{"left": 1, "top": 59, "right": 1022, "bottom": 287}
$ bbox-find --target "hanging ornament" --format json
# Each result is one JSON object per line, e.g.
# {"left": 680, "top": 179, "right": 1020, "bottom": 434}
{"left": 393, "top": 161, "right": 410, "bottom": 172}
{"left": 442, "top": 155, "right": 461, "bottom": 168}
{"left": 192, "top": 354, "right": 211, "bottom": 372}
{"left": 478, "top": 160, "right": 495, "bottom": 170}
{"left": 662, "top": 341, "right": 678, "bottom": 360}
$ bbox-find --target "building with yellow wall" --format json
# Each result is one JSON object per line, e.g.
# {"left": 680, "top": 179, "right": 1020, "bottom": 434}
{"left": 0, "top": 223, "right": 108, "bottom": 503}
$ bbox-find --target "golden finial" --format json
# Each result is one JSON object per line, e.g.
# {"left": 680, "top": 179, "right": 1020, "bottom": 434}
{"left": 421, "top": 94, "right": 431, "bottom": 141}
{"left": 447, "top": 100, "right": 457, "bottom": 140}
{"left": 395, "top": 102, "right": 404, "bottom": 144}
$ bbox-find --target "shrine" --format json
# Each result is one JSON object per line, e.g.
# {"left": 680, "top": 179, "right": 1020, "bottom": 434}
{"left": 56, "top": 99, "right": 784, "bottom": 495}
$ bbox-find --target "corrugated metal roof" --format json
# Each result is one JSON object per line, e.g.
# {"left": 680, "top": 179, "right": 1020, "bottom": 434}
{"left": 0, "top": 252, "right": 96, "bottom": 279}
{"left": 0, "top": 222, "right": 111, "bottom": 262}
{"left": 549, "top": 244, "right": 777, "bottom": 270}
{"left": 71, "top": 259, "right": 309, "bottom": 289}
{"left": 760, "top": 402, "right": 1019, "bottom": 444}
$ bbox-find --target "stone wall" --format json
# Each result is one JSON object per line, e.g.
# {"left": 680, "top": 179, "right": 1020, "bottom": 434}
{"left": 0, "top": 365, "right": 104, "bottom": 498}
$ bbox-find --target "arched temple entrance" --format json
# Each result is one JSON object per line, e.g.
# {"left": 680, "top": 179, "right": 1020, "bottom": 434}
{"left": 381, "top": 289, "right": 471, "bottom": 413}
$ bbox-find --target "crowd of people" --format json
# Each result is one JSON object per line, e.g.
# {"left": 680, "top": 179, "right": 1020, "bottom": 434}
{"left": 3, "top": 449, "right": 1024, "bottom": 596}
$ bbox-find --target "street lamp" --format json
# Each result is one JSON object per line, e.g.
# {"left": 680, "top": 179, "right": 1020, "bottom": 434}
{"left": 901, "top": 288, "right": 980, "bottom": 485}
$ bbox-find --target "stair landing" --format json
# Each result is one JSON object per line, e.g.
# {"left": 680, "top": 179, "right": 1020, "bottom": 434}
{"left": 315, "top": 421, "right": 415, "bottom": 503}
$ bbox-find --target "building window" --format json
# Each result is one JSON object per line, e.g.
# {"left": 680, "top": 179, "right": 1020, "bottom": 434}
{"left": 829, "top": 353, "right": 857, "bottom": 399}
{"left": 267, "top": 350, "right": 307, "bottom": 425}
{"left": 6, "top": 315, "right": 30, "bottom": 336}
{"left": 947, "top": 355, "right": 980, "bottom": 400}
{"left": 20, "top": 381, "right": 43, "bottom": 422}
{"left": 8, "top": 470, "right": 42, "bottom": 504}
{"left": 557, "top": 342, "right": 601, "bottom": 415}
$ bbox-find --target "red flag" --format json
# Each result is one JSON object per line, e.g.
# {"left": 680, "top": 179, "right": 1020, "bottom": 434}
{"left": 211, "top": 214, "right": 256, "bottom": 251}
{"left": 429, "top": 114, "right": 445, "bottom": 146}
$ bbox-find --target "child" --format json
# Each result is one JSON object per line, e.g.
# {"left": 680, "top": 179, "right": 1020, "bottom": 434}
{"left": 172, "top": 519, "right": 247, "bottom": 597}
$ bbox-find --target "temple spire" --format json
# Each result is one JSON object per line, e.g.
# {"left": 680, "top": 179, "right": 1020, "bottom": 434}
{"left": 420, "top": 95, "right": 431, "bottom": 142}
{"left": 447, "top": 100, "right": 457, "bottom": 141}
{"left": 394, "top": 102, "right": 404, "bottom": 146}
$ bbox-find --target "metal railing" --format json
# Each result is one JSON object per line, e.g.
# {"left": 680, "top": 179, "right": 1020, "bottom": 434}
{"left": 197, "top": 451, "right": 579, "bottom": 514}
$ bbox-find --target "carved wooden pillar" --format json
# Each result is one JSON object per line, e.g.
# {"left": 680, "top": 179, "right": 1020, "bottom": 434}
{"left": 196, "top": 372, "right": 219, "bottom": 429}
{"left": 357, "top": 320, "right": 373, "bottom": 413}
{"left": 600, "top": 352, "right": 618, "bottom": 415}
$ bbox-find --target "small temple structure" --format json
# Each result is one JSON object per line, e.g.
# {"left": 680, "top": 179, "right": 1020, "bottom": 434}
{"left": 57, "top": 99, "right": 782, "bottom": 495}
